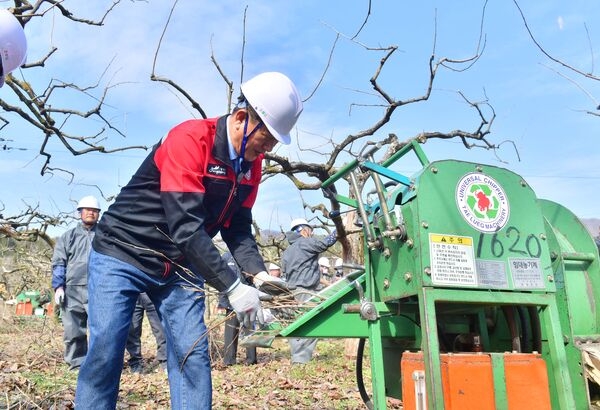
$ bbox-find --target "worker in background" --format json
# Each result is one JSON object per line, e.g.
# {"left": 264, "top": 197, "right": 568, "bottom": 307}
{"left": 318, "top": 256, "right": 332, "bottom": 283}
{"left": 281, "top": 218, "right": 337, "bottom": 364}
{"left": 0, "top": 9, "right": 27, "bottom": 88}
{"left": 268, "top": 262, "right": 282, "bottom": 278}
{"left": 217, "top": 252, "right": 257, "bottom": 366}
{"left": 333, "top": 257, "right": 343, "bottom": 281}
{"left": 51, "top": 195, "right": 101, "bottom": 370}
{"left": 125, "top": 292, "right": 167, "bottom": 373}
{"left": 75, "top": 72, "right": 302, "bottom": 409}
{"left": 266, "top": 261, "right": 284, "bottom": 324}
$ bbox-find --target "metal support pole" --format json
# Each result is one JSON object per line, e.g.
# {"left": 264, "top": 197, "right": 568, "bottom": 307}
{"left": 366, "top": 154, "right": 395, "bottom": 235}
{"left": 349, "top": 171, "right": 377, "bottom": 247}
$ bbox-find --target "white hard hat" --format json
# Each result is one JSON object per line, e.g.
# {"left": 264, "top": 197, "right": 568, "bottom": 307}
{"left": 334, "top": 258, "right": 343, "bottom": 268}
{"left": 240, "top": 72, "right": 303, "bottom": 145}
{"left": 290, "top": 218, "right": 310, "bottom": 231}
{"left": 77, "top": 195, "right": 101, "bottom": 211}
{"left": 318, "top": 257, "right": 330, "bottom": 267}
{"left": 268, "top": 263, "right": 280, "bottom": 271}
{"left": 0, "top": 10, "right": 27, "bottom": 88}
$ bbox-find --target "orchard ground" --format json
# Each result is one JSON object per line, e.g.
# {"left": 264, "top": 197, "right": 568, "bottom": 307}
{"left": 0, "top": 301, "right": 403, "bottom": 409}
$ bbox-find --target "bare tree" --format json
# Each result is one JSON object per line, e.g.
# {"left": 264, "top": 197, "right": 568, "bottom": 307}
{"left": 3, "top": 2, "right": 505, "bottom": 268}
{"left": 1, "top": 1, "right": 149, "bottom": 178}
{"left": 259, "top": 5, "right": 500, "bottom": 262}
{"left": 0, "top": 237, "right": 52, "bottom": 299}
{"left": 0, "top": 201, "right": 70, "bottom": 296}
{"left": 0, "top": 201, "right": 63, "bottom": 247}
{"left": 513, "top": 0, "right": 600, "bottom": 117}
{"left": 0, "top": 1, "right": 149, "bottom": 261}
{"left": 145, "top": 1, "right": 503, "bottom": 264}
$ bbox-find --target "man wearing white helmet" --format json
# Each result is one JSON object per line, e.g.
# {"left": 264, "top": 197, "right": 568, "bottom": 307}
{"left": 333, "top": 257, "right": 344, "bottom": 281}
{"left": 0, "top": 9, "right": 27, "bottom": 87}
{"left": 318, "top": 256, "right": 332, "bottom": 283}
{"left": 268, "top": 262, "right": 282, "bottom": 278}
{"left": 281, "top": 218, "right": 338, "bottom": 364}
{"left": 51, "top": 195, "right": 101, "bottom": 370}
{"left": 75, "top": 72, "right": 303, "bottom": 409}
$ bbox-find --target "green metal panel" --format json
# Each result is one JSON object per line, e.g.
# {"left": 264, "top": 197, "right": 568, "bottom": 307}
{"left": 540, "top": 199, "right": 600, "bottom": 335}
{"left": 414, "top": 160, "right": 554, "bottom": 294}
{"left": 369, "top": 159, "right": 558, "bottom": 306}
{"left": 381, "top": 337, "right": 408, "bottom": 400}
{"left": 278, "top": 273, "right": 368, "bottom": 338}
{"left": 274, "top": 275, "right": 419, "bottom": 340}
{"left": 539, "top": 199, "right": 600, "bottom": 408}
{"left": 418, "top": 288, "right": 577, "bottom": 409}
{"left": 16, "top": 290, "right": 42, "bottom": 308}
{"left": 253, "top": 141, "right": 600, "bottom": 409}
{"left": 490, "top": 353, "right": 508, "bottom": 410}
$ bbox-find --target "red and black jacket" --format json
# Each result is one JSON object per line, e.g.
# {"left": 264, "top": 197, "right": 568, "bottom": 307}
{"left": 93, "top": 115, "right": 266, "bottom": 291}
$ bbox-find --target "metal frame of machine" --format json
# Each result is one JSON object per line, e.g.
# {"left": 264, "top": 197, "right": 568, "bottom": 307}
{"left": 248, "top": 140, "right": 600, "bottom": 409}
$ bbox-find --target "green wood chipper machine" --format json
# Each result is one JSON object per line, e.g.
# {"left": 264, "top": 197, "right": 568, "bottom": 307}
{"left": 247, "top": 140, "right": 600, "bottom": 409}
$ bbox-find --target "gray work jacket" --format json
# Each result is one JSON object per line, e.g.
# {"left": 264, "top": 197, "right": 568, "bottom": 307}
{"left": 52, "top": 223, "right": 96, "bottom": 286}
{"left": 281, "top": 231, "right": 332, "bottom": 290}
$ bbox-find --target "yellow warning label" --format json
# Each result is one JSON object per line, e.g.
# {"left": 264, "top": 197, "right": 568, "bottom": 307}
{"left": 429, "top": 233, "right": 476, "bottom": 286}
{"left": 429, "top": 234, "right": 473, "bottom": 246}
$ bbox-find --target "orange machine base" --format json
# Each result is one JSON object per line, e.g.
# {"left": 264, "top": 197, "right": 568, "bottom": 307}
{"left": 15, "top": 301, "right": 33, "bottom": 316}
{"left": 401, "top": 351, "right": 551, "bottom": 410}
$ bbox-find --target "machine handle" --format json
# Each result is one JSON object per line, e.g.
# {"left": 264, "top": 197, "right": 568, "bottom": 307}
{"left": 321, "top": 143, "right": 383, "bottom": 188}
{"left": 342, "top": 303, "right": 362, "bottom": 314}
{"left": 561, "top": 252, "right": 595, "bottom": 263}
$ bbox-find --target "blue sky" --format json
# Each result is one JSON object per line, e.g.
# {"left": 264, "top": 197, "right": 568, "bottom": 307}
{"left": 2, "top": 1, "right": 599, "bottom": 236}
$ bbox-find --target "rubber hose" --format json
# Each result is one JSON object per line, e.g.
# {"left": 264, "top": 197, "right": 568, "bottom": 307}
{"left": 501, "top": 305, "right": 521, "bottom": 352}
{"left": 527, "top": 306, "right": 542, "bottom": 353}
{"left": 516, "top": 306, "right": 530, "bottom": 352}
{"left": 356, "top": 338, "right": 374, "bottom": 410}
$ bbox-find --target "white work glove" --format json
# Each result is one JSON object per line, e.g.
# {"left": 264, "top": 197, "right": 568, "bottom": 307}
{"left": 226, "top": 281, "right": 264, "bottom": 329}
{"left": 54, "top": 287, "right": 65, "bottom": 306}
{"left": 253, "top": 271, "right": 286, "bottom": 288}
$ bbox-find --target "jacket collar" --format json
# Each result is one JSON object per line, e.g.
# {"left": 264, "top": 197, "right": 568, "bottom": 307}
{"left": 212, "top": 115, "right": 231, "bottom": 164}
{"left": 285, "top": 230, "right": 301, "bottom": 244}
{"left": 213, "top": 115, "right": 252, "bottom": 174}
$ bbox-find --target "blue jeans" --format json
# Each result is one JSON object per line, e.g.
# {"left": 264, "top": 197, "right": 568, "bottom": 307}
{"left": 126, "top": 292, "right": 167, "bottom": 369}
{"left": 75, "top": 249, "right": 211, "bottom": 409}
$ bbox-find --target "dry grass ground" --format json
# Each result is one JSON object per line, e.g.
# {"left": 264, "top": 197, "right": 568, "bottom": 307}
{"left": 0, "top": 302, "right": 403, "bottom": 409}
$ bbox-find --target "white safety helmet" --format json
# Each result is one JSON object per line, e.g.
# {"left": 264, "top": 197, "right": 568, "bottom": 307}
{"left": 77, "top": 195, "right": 101, "bottom": 211}
{"left": 290, "top": 218, "right": 310, "bottom": 232}
{"left": 240, "top": 72, "right": 303, "bottom": 145}
{"left": 0, "top": 10, "right": 27, "bottom": 88}
{"left": 268, "top": 263, "right": 280, "bottom": 271}
{"left": 334, "top": 258, "right": 343, "bottom": 268}
{"left": 318, "top": 257, "right": 330, "bottom": 268}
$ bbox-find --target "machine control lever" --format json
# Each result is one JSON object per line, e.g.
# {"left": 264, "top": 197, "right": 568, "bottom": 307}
{"left": 342, "top": 280, "right": 378, "bottom": 321}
